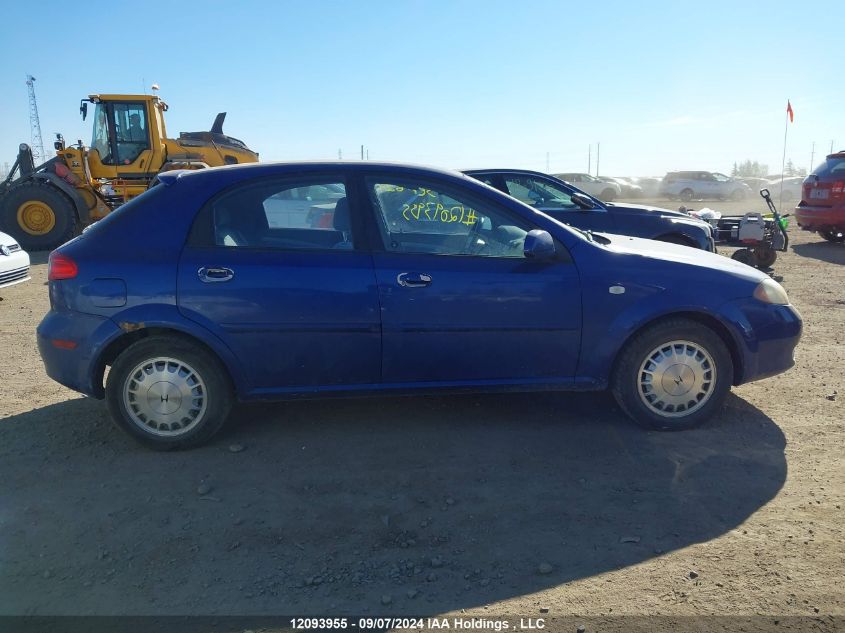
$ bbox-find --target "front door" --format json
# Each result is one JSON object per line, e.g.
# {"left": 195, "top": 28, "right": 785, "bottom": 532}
{"left": 500, "top": 173, "right": 617, "bottom": 233}
{"left": 177, "top": 175, "right": 381, "bottom": 395}
{"left": 364, "top": 175, "right": 582, "bottom": 386}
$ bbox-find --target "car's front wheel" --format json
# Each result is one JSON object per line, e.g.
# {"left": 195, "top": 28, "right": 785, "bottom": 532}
{"left": 679, "top": 188, "right": 695, "bottom": 202}
{"left": 611, "top": 318, "right": 733, "bottom": 431}
{"left": 106, "top": 336, "right": 233, "bottom": 450}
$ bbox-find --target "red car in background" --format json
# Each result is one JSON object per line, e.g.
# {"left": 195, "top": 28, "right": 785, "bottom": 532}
{"left": 796, "top": 151, "right": 845, "bottom": 243}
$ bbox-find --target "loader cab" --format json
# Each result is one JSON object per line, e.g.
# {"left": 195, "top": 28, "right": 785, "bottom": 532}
{"left": 90, "top": 101, "right": 149, "bottom": 166}
{"left": 82, "top": 94, "right": 168, "bottom": 179}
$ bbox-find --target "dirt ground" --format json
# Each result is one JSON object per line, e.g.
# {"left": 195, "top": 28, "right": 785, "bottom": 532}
{"left": 0, "top": 196, "right": 842, "bottom": 630}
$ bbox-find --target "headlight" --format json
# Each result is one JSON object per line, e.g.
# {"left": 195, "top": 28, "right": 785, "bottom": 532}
{"left": 753, "top": 278, "right": 789, "bottom": 305}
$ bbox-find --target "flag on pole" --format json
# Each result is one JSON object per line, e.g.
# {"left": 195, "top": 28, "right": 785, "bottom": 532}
{"left": 787, "top": 100, "right": 794, "bottom": 123}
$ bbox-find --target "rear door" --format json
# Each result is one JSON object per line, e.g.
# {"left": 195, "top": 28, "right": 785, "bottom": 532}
{"left": 177, "top": 174, "right": 381, "bottom": 395}
{"left": 364, "top": 174, "right": 582, "bottom": 386}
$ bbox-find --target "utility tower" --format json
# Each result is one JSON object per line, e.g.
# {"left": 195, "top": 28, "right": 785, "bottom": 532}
{"left": 25, "top": 75, "right": 47, "bottom": 165}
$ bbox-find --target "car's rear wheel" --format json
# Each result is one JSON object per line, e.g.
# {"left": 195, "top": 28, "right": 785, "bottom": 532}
{"left": 106, "top": 336, "right": 233, "bottom": 450}
{"left": 679, "top": 188, "right": 695, "bottom": 202}
{"left": 819, "top": 229, "right": 844, "bottom": 243}
{"left": 730, "top": 189, "right": 747, "bottom": 201}
{"left": 600, "top": 188, "right": 616, "bottom": 201}
{"left": 611, "top": 318, "right": 733, "bottom": 431}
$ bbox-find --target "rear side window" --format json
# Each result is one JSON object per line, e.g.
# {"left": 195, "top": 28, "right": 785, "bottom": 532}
{"left": 812, "top": 157, "right": 845, "bottom": 177}
{"left": 208, "top": 178, "right": 353, "bottom": 251}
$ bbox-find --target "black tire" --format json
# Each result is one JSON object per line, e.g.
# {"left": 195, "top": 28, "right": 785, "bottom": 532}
{"left": 819, "top": 229, "right": 845, "bottom": 243}
{"left": 752, "top": 246, "right": 777, "bottom": 268}
{"left": 105, "top": 336, "right": 233, "bottom": 450}
{"left": 611, "top": 318, "right": 733, "bottom": 431}
{"left": 0, "top": 183, "right": 77, "bottom": 251}
{"left": 600, "top": 188, "right": 616, "bottom": 201}
{"left": 656, "top": 234, "right": 694, "bottom": 248}
{"left": 730, "top": 189, "right": 747, "bottom": 201}
{"left": 731, "top": 248, "right": 753, "bottom": 265}
{"left": 679, "top": 188, "right": 695, "bottom": 202}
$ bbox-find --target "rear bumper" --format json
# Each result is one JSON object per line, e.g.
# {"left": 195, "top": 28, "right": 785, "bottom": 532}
{"left": 795, "top": 204, "right": 845, "bottom": 231}
{"left": 720, "top": 299, "right": 802, "bottom": 385}
{"left": 37, "top": 310, "right": 122, "bottom": 398}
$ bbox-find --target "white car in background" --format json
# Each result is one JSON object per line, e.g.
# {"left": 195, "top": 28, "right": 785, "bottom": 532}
{"left": 555, "top": 172, "right": 622, "bottom": 201}
{"left": 0, "top": 231, "right": 30, "bottom": 290}
{"left": 767, "top": 176, "right": 804, "bottom": 203}
{"left": 609, "top": 176, "right": 644, "bottom": 197}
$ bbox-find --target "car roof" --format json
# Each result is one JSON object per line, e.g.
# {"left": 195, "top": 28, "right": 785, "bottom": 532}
{"left": 158, "top": 160, "right": 472, "bottom": 187}
{"left": 462, "top": 168, "right": 556, "bottom": 178}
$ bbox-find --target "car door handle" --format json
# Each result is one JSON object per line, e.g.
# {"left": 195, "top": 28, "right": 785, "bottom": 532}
{"left": 397, "top": 272, "right": 432, "bottom": 288}
{"left": 198, "top": 267, "right": 235, "bottom": 283}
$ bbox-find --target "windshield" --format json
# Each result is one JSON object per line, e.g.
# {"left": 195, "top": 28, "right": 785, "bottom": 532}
{"left": 91, "top": 103, "right": 110, "bottom": 161}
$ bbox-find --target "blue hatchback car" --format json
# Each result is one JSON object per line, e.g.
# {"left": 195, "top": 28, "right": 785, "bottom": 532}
{"left": 38, "top": 162, "right": 802, "bottom": 449}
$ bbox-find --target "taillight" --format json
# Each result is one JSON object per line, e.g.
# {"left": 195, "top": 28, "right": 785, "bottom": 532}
{"left": 48, "top": 251, "right": 78, "bottom": 281}
{"left": 832, "top": 181, "right": 845, "bottom": 198}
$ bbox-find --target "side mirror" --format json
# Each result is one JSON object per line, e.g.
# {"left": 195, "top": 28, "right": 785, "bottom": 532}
{"left": 571, "top": 192, "right": 596, "bottom": 210}
{"left": 524, "top": 229, "right": 556, "bottom": 260}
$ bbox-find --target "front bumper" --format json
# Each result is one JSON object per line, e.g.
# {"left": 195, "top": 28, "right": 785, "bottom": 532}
{"left": 37, "top": 309, "right": 122, "bottom": 398}
{"left": 719, "top": 298, "right": 802, "bottom": 385}
{"left": 0, "top": 250, "right": 31, "bottom": 289}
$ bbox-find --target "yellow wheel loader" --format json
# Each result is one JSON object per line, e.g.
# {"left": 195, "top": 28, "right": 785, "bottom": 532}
{"left": 0, "top": 93, "right": 258, "bottom": 250}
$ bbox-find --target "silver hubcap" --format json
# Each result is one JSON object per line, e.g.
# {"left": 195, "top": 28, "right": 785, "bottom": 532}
{"left": 123, "top": 357, "right": 207, "bottom": 437}
{"left": 637, "top": 340, "right": 716, "bottom": 418}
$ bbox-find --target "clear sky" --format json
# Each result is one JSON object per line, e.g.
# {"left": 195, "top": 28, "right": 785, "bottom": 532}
{"left": 0, "top": 0, "right": 841, "bottom": 178}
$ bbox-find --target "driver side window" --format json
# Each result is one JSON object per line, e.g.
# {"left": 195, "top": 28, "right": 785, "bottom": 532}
{"left": 504, "top": 176, "right": 577, "bottom": 211}
{"left": 368, "top": 179, "right": 533, "bottom": 258}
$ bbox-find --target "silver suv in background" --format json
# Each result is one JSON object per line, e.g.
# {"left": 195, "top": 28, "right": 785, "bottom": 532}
{"left": 660, "top": 171, "right": 752, "bottom": 202}
{"left": 555, "top": 173, "right": 622, "bottom": 201}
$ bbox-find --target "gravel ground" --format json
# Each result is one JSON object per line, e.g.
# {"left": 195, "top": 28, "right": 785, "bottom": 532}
{"left": 0, "top": 197, "right": 842, "bottom": 629}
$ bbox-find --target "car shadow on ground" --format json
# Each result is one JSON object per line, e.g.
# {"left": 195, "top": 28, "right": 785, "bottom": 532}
{"left": 0, "top": 391, "right": 786, "bottom": 616}
{"left": 792, "top": 241, "right": 845, "bottom": 265}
